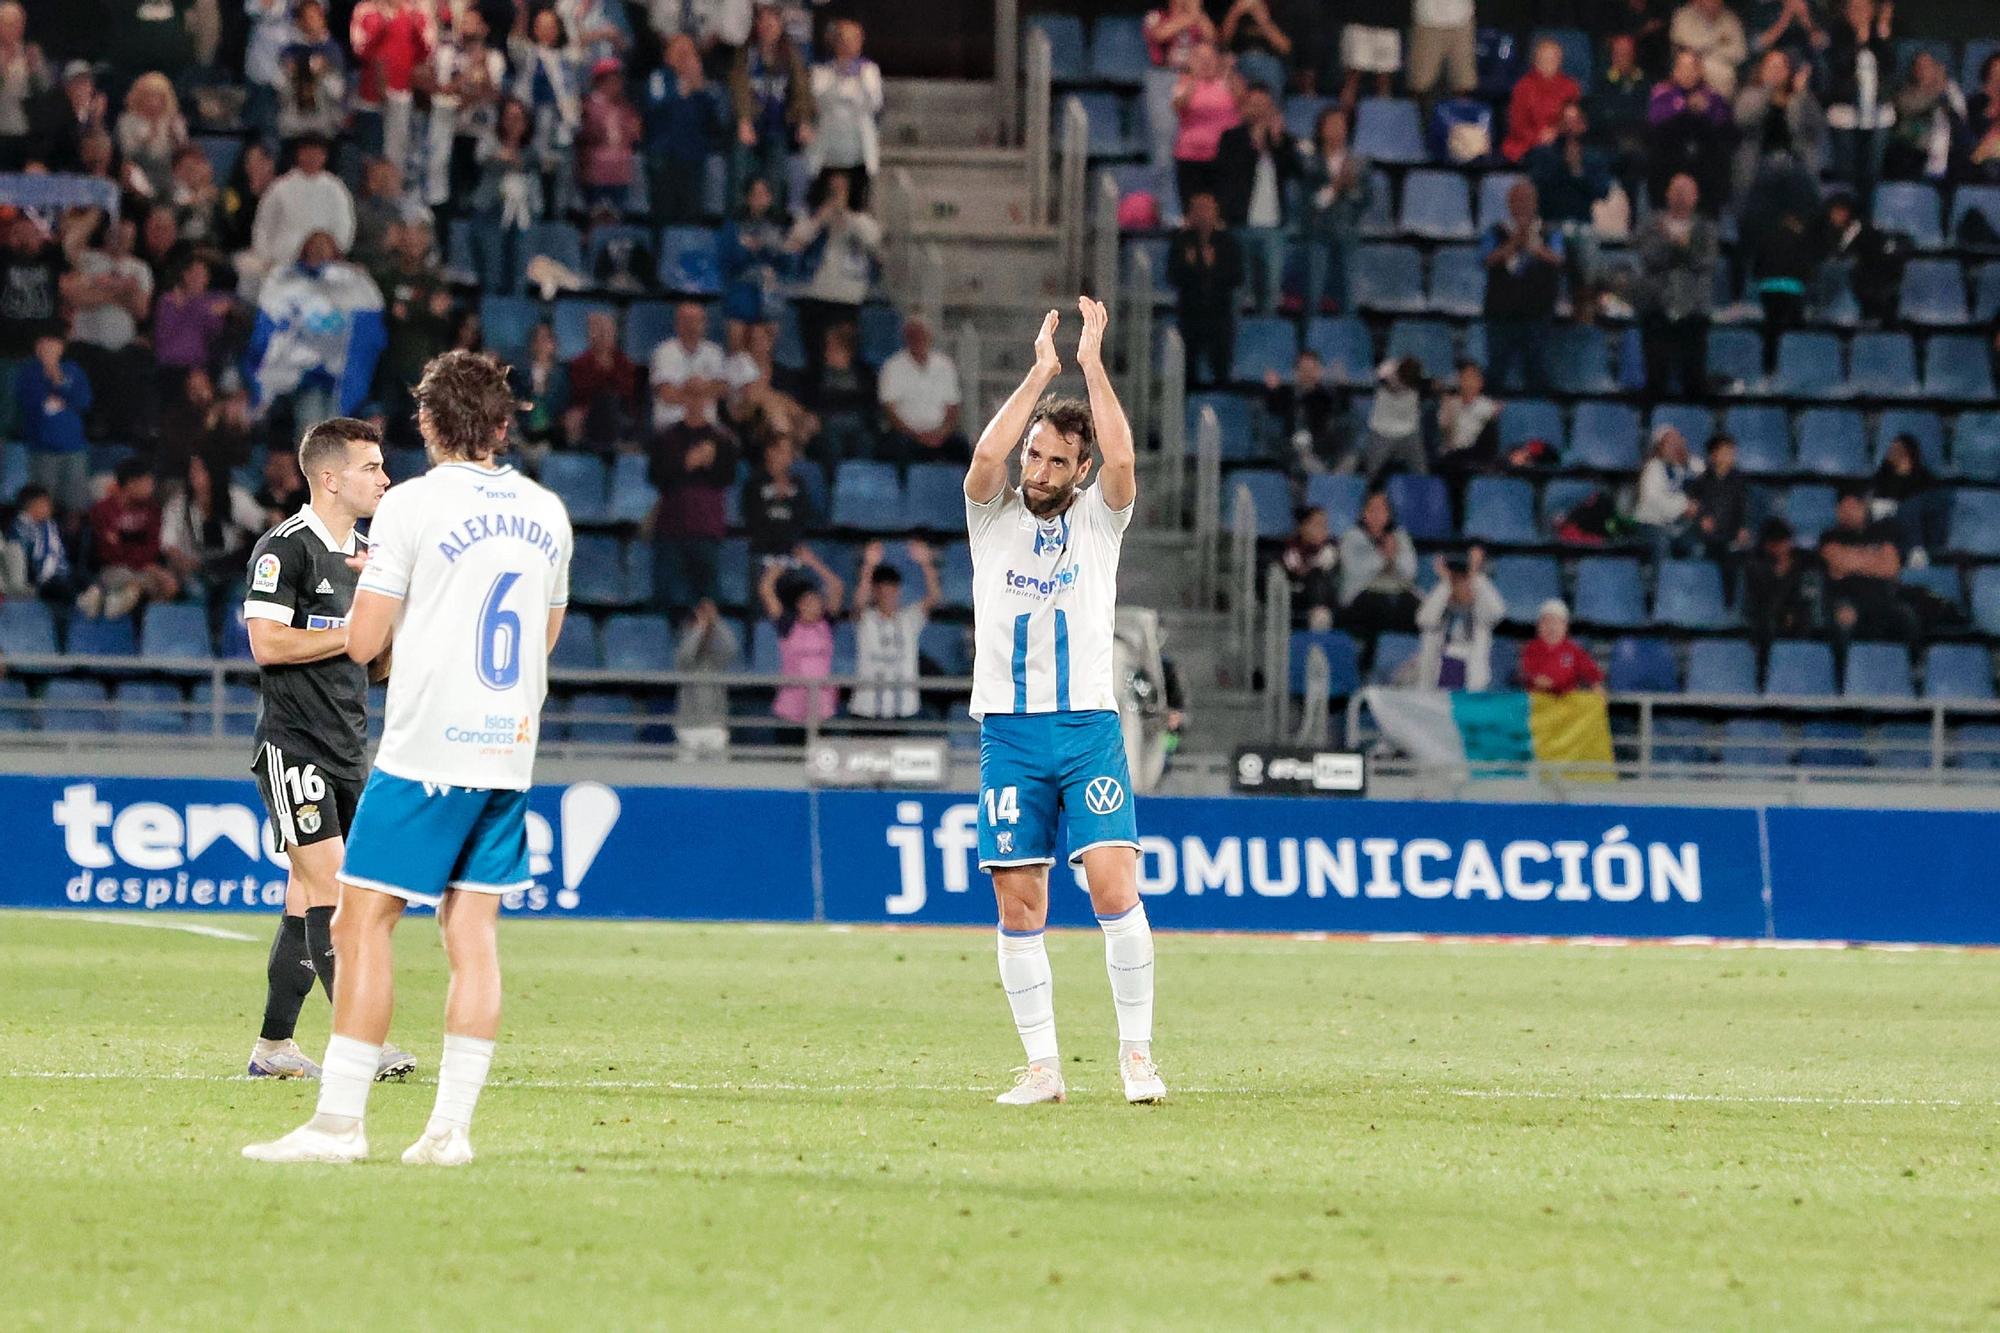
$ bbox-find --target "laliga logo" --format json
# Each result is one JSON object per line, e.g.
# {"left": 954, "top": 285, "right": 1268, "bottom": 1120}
{"left": 522, "top": 782, "right": 620, "bottom": 911}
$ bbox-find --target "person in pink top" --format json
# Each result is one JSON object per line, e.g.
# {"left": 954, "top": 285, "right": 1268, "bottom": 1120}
{"left": 578, "top": 57, "right": 640, "bottom": 211}
{"left": 1501, "top": 37, "right": 1581, "bottom": 162}
{"left": 761, "top": 550, "right": 846, "bottom": 730}
{"left": 1171, "top": 42, "right": 1241, "bottom": 218}
{"left": 1143, "top": 0, "right": 1216, "bottom": 70}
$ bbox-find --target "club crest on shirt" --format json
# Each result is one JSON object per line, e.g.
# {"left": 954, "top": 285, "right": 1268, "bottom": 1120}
{"left": 251, "top": 553, "right": 281, "bottom": 593}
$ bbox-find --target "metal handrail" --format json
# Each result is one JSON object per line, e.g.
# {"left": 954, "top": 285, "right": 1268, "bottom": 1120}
{"left": 995, "top": 0, "right": 1020, "bottom": 145}
{"left": 957, "top": 319, "right": 985, "bottom": 429}
{"left": 1262, "top": 562, "right": 1292, "bottom": 739}
{"left": 1229, "top": 482, "right": 1257, "bottom": 686}
{"left": 1024, "top": 30, "right": 1051, "bottom": 222}
{"left": 1124, "top": 246, "right": 1155, "bottom": 454}
{"left": 1055, "top": 96, "right": 1089, "bottom": 291}
{"left": 1295, "top": 647, "right": 1329, "bottom": 744}
{"left": 918, "top": 240, "right": 945, "bottom": 332}
{"left": 1191, "top": 404, "right": 1222, "bottom": 608}
{"left": 1157, "top": 324, "right": 1186, "bottom": 524}
{"left": 880, "top": 166, "right": 917, "bottom": 296}
{"left": 1090, "top": 168, "right": 1119, "bottom": 304}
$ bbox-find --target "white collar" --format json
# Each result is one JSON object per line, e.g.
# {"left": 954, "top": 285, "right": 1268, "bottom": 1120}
{"left": 295, "top": 503, "right": 358, "bottom": 555}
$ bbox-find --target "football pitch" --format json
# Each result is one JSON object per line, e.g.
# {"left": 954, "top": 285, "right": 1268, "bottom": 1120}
{"left": 4, "top": 912, "right": 1998, "bottom": 1330}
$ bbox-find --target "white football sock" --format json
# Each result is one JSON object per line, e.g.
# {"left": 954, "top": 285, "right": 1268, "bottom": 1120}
{"left": 426, "top": 1033, "right": 496, "bottom": 1134}
{"left": 1098, "top": 903, "right": 1155, "bottom": 1053}
{"left": 314, "top": 1034, "right": 380, "bottom": 1125}
{"left": 997, "top": 930, "right": 1058, "bottom": 1065}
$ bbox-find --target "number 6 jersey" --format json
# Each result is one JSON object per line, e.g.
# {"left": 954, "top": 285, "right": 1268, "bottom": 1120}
{"left": 357, "top": 460, "right": 573, "bottom": 790}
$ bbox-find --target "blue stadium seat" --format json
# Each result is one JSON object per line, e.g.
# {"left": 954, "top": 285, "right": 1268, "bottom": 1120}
{"left": 1399, "top": 169, "right": 1473, "bottom": 239}
{"left": 1770, "top": 332, "right": 1844, "bottom": 397}
{"left": 444, "top": 216, "right": 478, "bottom": 280}
{"left": 1385, "top": 318, "right": 1456, "bottom": 379}
{"left": 918, "top": 621, "right": 969, "bottom": 676}
{"left": 1304, "top": 474, "right": 1366, "bottom": 533}
{"left": 1568, "top": 402, "right": 1641, "bottom": 471}
{"left": 1898, "top": 258, "right": 1968, "bottom": 326}
{"left": 1800, "top": 720, "right": 1869, "bottom": 768}
{"left": 1901, "top": 566, "right": 1959, "bottom": 606}
{"left": 831, "top": 460, "right": 906, "bottom": 530}
{"left": 1358, "top": 168, "right": 1397, "bottom": 236}
{"left": 1462, "top": 478, "right": 1537, "bottom": 545}
{"left": 1089, "top": 15, "right": 1149, "bottom": 83}
{"left": 41, "top": 678, "right": 110, "bottom": 732}
{"left": 1306, "top": 316, "right": 1375, "bottom": 386}
{"left": 1498, "top": 399, "right": 1564, "bottom": 449}
{"left": 0, "top": 601, "right": 57, "bottom": 656}
{"left": 1956, "top": 722, "right": 2000, "bottom": 769}
{"left": 1650, "top": 715, "right": 1711, "bottom": 764}
{"left": 935, "top": 541, "right": 974, "bottom": 611}
{"left": 606, "top": 453, "right": 659, "bottom": 525}
{"left": 1352, "top": 98, "right": 1427, "bottom": 165}
{"left": 69, "top": 616, "right": 137, "bottom": 656}
{"left": 139, "top": 603, "right": 212, "bottom": 661}
{"left": 1705, "top": 326, "right": 1764, "bottom": 390}
{"left": 1427, "top": 245, "right": 1485, "bottom": 316}
{"left": 520, "top": 221, "right": 584, "bottom": 286}
{"left": 1846, "top": 331, "right": 1919, "bottom": 398}
{"left": 1230, "top": 469, "right": 1295, "bottom": 539}
{"left": 114, "top": 682, "right": 187, "bottom": 734}
{"left": 1232, "top": 317, "right": 1300, "bottom": 382}
{"left": 541, "top": 453, "right": 607, "bottom": 522}
{"left": 1650, "top": 404, "right": 1715, "bottom": 453}
{"left": 479, "top": 295, "right": 541, "bottom": 360}
{"left": 1764, "top": 640, "right": 1835, "bottom": 697}
{"left": 1283, "top": 95, "right": 1332, "bottom": 142}
{"left": 1794, "top": 408, "right": 1869, "bottom": 477}
{"left": 1487, "top": 637, "right": 1521, "bottom": 690}
{"left": 1352, "top": 244, "right": 1426, "bottom": 312}
{"left": 1873, "top": 409, "right": 1947, "bottom": 471}
{"left": 569, "top": 535, "right": 628, "bottom": 605}
{"left": 614, "top": 301, "right": 670, "bottom": 363}
{"left": 1720, "top": 718, "right": 1790, "bottom": 766}
{"left": 1925, "top": 643, "right": 1994, "bottom": 701}
{"left": 1923, "top": 334, "right": 1997, "bottom": 400}
{"left": 1721, "top": 405, "right": 1792, "bottom": 474}
{"left": 195, "top": 133, "right": 242, "bottom": 183}
{"left": 1608, "top": 637, "right": 1679, "bottom": 693}
{"left": 1185, "top": 392, "right": 1255, "bottom": 458}
{"left": 1654, "top": 560, "right": 1732, "bottom": 629}
{"left": 1386, "top": 474, "right": 1451, "bottom": 540}
{"left": 1486, "top": 554, "right": 1559, "bottom": 622}
{"left": 0, "top": 440, "right": 27, "bottom": 503}
{"left": 602, "top": 614, "right": 674, "bottom": 672}
{"left": 1871, "top": 720, "right": 1934, "bottom": 771}
{"left": 1874, "top": 181, "right": 1943, "bottom": 249}
{"left": 1572, "top": 558, "right": 1645, "bottom": 628}
{"left": 1964, "top": 42, "right": 2000, "bottom": 98}
{"left": 1539, "top": 477, "right": 1596, "bottom": 533}
{"left": 584, "top": 224, "right": 653, "bottom": 287}
{"left": 563, "top": 690, "right": 641, "bottom": 744}
{"left": 1975, "top": 263, "right": 2000, "bottom": 321}
{"left": 1783, "top": 485, "right": 1838, "bottom": 545}
{"left": 189, "top": 681, "right": 258, "bottom": 737}
{"left": 1843, "top": 641, "right": 1913, "bottom": 698}
{"left": 1951, "top": 490, "right": 2000, "bottom": 556}
{"left": 856, "top": 305, "right": 903, "bottom": 370}
{"left": 1288, "top": 630, "right": 1362, "bottom": 697}
{"left": 1973, "top": 567, "right": 2000, "bottom": 635}
{"left": 549, "top": 618, "right": 602, "bottom": 671}
{"left": 658, "top": 226, "right": 722, "bottom": 296}
{"left": 552, "top": 298, "right": 616, "bottom": 361}
{"left": 1075, "top": 91, "right": 1134, "bottom": 156}
{"left": 1027, "top": 14, "right": 1087, "bottom": 81}
{"left": 905, "top": 464, "right": 963, "bottom": 531}
{"left": 1475, "top": 172, "right": 1524, "bottom": 231}
{"left": 1545, "top": 325, "right": 1615, "bottom": 395}
{"left": 1952, "top": 412, "right": 2000, "bottom": 481}
{"left": 1370, "top": 631, "right": 1421, "bottom": 685}
{"left": 1687, "top": 639, "right": 1757, "bottom": 695}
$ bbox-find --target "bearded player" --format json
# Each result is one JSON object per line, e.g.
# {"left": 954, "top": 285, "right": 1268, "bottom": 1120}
{"left": 964, "top": 297, "right": 1163, "bottom": 1106}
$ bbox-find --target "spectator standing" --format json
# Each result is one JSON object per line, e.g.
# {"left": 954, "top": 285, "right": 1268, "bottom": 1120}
{"left": 850, "top": 539, "right": 939, "bottom": 723}
{"left": 567, "top": 309, "right": 641, "bottom": 446}
{"left": 1739, "top": 153, "right": 1824, "bottom": 373}
{"left": 650, "top": 419, "right": 738, "bottom": 614}
{"left": 514, "top": 322, "right": 570, "bottom": 449}
{"left": 646, "top": 33, "right": 728, "bottom": 225}
{"left": 1686, "top": 433, "right": 1752, "bottom": 592}
{"left": 245, "top": 230, "right": 387, "bottom": 427}
{"left": 876, "top": 317, "right": 964, "bottom": 466}
{"left": 1170, "top": 42, "right": 1238, "bottom": 210}
{"left": 1299, "top": 106, "right": 1372, "bottom": 316}
{"left": 1167, "top": 191, "right": 1243, "bottom": 389}
{"left": 512, "top": 7, "right": 584, "bottom": 208}
{"left": 1480, "top": 179, "right": 1562, "bottom": 393}
{"left": 115, "top": 73, "right": 188, "bottom": 201}
{"left": 1670, "top": 0, "right": 1748, "bottom": 97}
{"left": 742, "top": 430, "right": 815, "bottom": 568}
{"left": 1648, "top": 49, "right": 1732, "bottom": 209}
{"left": 1733, "top": 48, "right": 1828, "bottom": 204}
{"left": 729, "top": 3, "right": 814, "bottom": 209}
{"left": 158, "top": 367, "right": 252, "bottom": 476}
{"left": 1219, "top": 0, "right": 1293, "bottom": 95}
{"left": 1338, "top": 0, "right": 1410, "bottom": 108}
{"left": 1407, "top": 0, "right": 1479, "bottom": 105}
{"left": 1824, "top": 0, "right": 1894, "bottom": 178}
{"left": 673, "top": 597, "right": 741, "bottom": 758}
{"left": 560, "top": 0, "right": 631, "bottom": 66}
{"left": 1518, "top": 600, "right": 1604, "bottom": 693}
{"left": 1143, "top": 0, "right": 1217, "bottom": 70}
{"left": 1589, "top": 34, "right": 1653, "bottom": 201}
{"left": 1523, "top": 103, "right": 1614, "bottom": 316}
{"left": 1874, "top": 433, "right": 1948, "bottom": 558}
{"left": 1632, "top": 424, "right": 1703, "bottom": 561}
{"left": 28, "top": 60, "right": 107, "bottom": 173}
{"left": 1750, "top": 0, "right": 1830, "bottom": 73}
{"left": 761, "top": 550, "right": 844, "bottom": 730}
{"left": 786, "top": 171, "right": 880, "bottom": 378}
{"left": 650, "top": 300, "right": 728, "bottom": 433}
{"left": 0, "top": 2, "right": 53, "bottom": 172}
{"left": 151, "top": 255, "right": 232, "bottom": 380}
{"left": 1434, "top": 359, "right": 1500, "bottom": 477}
{"left": 1416, "top": 549, "right": 1503, "bottom": 690}
{"left": 219, "top": 140, "right": 277, "bottom": 257}
{"left": 1968, "top": 55, "right": 2000, "bottom": 185}
{"left": 68, "top": 215, "right": 156, "bottom": 442}
{"left": 13, "top": 335, "right": 92, "bottom": 516}
{"left": 470, "top": 97, "right": 544, "bottom": 293}
{"left": 1632, "top": 172, "right": 1718, "bottom": 400}
{"left": 1261, "top": 350, "right": 1342, "bottom": 471}
{"left": 79, "top": 459, "right": 178, "bottom": 620}
{"left": 1819, "top": 487, "right": 1916, "bottom": 648}
{"left": 351, "top": 157, "right": 407, "bottom": 268}
{"left": 0, "top": 215, "right": 72, "bottom": 361}
{"left": 248, "top": 134, "right": 356, "bottom": 291}
{"left": 276, "top": 2, "right": 348, "bottom": 145}
{"left": 1820, "top": 191, "right": 1898, "bottom": 322}
{"left": 1502, "top": 37, "right": 1582, "bottom": 163}
{"left": 1743, "top": 516, "right": 1815, "bottom": 657}
{"left": 168, "top": 144, "right": 223, "bottom": 250}
{"left": 1279, "top": 505, "right": 1340, "bottom": 628}
{"left": 423, "top": 6, "right": 507, "bottom": 207}
{"left": 1215, "top": 82, "right": 1300, "bottom": 316}
{"left": 351, "top": 0, "right": 434, "bottom": 178}
{"left": 160, "top": 452, "right": 262, "bottom": 619}
{"left": 370, "top": 218, "right": 455, "bottom": 437}
{"left": 1338, "top": 489, "right": 1420, "bottom": 631}
{"left": 254, "top": 447, "right": 306, "bottom": 526}
{"left": 0, "top": 484, "right": 75, "bottom": 605}
{"left": 578, "top": 57, "right": 642, "bottom": 212}
{"left": 1883, "top": 51, "right": 1967, "bottom": 183}
{"left": 719, "top": 177, "right": 790, "bottom": 339}
{"left": 807, "top": 19, "right": 881, "bottom": 211}
{"left": 1361, "top": 355, "right": 1427, "bottom": 479}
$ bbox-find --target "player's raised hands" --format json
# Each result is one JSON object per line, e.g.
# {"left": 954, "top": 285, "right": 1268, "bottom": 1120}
{"left": 1076, "top": 296, "right": 1109, "bottom": 373}
{"left": 1033, "top": 309, "right": 1062, "bottom": 378}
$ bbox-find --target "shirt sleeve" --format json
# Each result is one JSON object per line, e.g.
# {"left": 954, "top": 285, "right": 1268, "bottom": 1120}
{"left": 1089, "top": 477, "right": 1136, "bottom": 534}
{"left": 549, "top": 504, "right": 573, "bottom": 609}
{"left": 355, "top": 483, "right": 418, "bottom": 600}
{"left": 242, "top": 531, "right": 304, "bottom": 623}
{"left": 965, "top": 482, "right": 1015, "bottom": 542}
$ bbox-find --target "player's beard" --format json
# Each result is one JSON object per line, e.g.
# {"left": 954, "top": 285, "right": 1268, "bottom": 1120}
{"left": 1023, "top": 480, "right": 1076, "bottom": 518}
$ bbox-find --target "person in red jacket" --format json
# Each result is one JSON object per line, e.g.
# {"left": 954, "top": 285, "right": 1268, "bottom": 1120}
{"left": 350, "top": 0, "right": 434, "bottom": 177}
{"left": 1502, "top": 38, "right": 1582, "bottom": 162}
{"left": 1518, "top": 599, "right": 1604, "bottom": 694}
{"left": 78, "top": 458, "right": 180, "bottom": 619}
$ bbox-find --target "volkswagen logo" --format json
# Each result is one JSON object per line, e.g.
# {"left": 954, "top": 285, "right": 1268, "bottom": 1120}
{"left": 1083, "top": 776, "right": 1125, "bottom": 815}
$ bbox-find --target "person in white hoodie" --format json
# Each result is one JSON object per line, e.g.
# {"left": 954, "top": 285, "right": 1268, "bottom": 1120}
{"left": 244, "top": 134, "right": 356, "bottom": 297}
{"left": 1416, "top": 547, "right": 1503, "bottom": 690}
{"left": 1631, "top": 423, "right": 1704, "bottom": 563}
{"left": 807, "top": 19, "right": 881, "bottom": 210}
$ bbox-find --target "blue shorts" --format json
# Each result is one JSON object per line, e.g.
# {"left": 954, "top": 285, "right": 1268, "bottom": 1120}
{"left": 977, "top": 710, "right": 1140, "bottom": 870}
{"left": 338, "top": 771, "right": 532, "bottom": 906}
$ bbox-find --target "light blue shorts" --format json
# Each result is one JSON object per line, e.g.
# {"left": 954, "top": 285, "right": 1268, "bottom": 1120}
{"left": 338, "top": 771, "right": 531, "bottom": 905}
{"left": 977, "top": 709, "right": 1140, "bottom": 870}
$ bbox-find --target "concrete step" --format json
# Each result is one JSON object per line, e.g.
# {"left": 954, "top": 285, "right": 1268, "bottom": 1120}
{"left": 923, "top": 234, "right": 1068, "bottom": 305}
{"left": 880, "top": 79, "right": 1007, "bottom": 151}
{"left": 1180, "top": 688, "right": 1267, "bottom": 753}
{"left": 883, "top": 149, "right": 1040, "bottom": 236}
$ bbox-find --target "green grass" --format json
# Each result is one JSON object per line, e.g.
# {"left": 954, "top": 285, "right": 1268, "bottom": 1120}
{"left": 4, "top": 912, "right": 2000, "bottom": 1330}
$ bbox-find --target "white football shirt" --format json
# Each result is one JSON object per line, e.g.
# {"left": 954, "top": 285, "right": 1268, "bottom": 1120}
{"left": 966, "top": 481, "right": 1131, "bottom": 721}
{"left": 357, "top": 460, "right": 573, "bottom": 790}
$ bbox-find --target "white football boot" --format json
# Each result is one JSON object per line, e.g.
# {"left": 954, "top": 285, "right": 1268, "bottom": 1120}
{"left": 401, "top": 1125, "right": 475, "bottom": 1167}
{"left": 995, "top": 1064, "right": 1067, "bottom": 1105}
{"left": 375, "top": 1045, "right": 418, "bottom": 1082}
{"left": 246, "top": 1038, "right": 322, "bottom": 1080}
{"left": 1120, "top": 1050, "right": 1167, "bottom": 1104}
{"left": 241, "top": 1118, "right": 368, "bottom": 1164}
